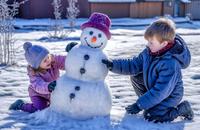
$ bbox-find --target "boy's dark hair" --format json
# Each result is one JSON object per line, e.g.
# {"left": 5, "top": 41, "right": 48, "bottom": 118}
{"left": 144, "top": 18, "right": 176, "bottom": 43}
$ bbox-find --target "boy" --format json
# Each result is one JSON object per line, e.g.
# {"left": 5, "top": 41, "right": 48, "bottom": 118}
{"left": 102, "top": 18, "right": 194, "bottom": 123}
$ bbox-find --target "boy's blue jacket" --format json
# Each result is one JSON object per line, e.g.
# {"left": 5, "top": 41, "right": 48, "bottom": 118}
{"left": 111, "top": 35, "right": 191, "bottom": 115}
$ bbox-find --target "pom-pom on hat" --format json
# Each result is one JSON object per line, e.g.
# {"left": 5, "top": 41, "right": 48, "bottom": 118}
{"left": 23, "top": 42, "right": 49, "bottom": 69}
{"left": 81, "top": 12, "right": 111, "bottom": 40}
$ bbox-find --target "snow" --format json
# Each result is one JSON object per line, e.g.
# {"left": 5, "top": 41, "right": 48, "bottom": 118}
{"left": 13, "top": 17, "right": 189, "bottom": 29}
{"left": 181, "top": 0, "right": 191, "bottom": 3}
{"left": 0, "top": 17, "right": 200, "bottom": 130}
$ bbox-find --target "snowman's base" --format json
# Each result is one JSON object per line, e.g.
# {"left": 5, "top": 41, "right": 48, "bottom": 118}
{"left": 50, "top": 75, "right": 112, "bottom": 120}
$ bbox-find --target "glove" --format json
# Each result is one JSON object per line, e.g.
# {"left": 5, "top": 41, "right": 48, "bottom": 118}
{"left": 102, "top": 59, "right": 113, "bottom": 70}
{"left": 125, "top": 103, "right": 142, "bottom": 114}
{"left": 48, "top": 81, "right": 56, "bottom": 92}
{"left": 65, "top": 42, "right": 78, "bottom": 52}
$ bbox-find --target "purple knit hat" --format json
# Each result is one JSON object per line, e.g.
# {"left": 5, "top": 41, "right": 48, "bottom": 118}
{"left": 81, "top": 12, "right": 111, "bottom": 40}
{"left": 23, "top": 42, "right": 49, "bottom": 69}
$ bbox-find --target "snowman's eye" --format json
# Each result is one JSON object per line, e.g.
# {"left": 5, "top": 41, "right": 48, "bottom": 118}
{"left": 98, "top": 33, "right": 102, "bottom": 38}
{"left": 89, "top": 31, "right": 93, "bottom": 35}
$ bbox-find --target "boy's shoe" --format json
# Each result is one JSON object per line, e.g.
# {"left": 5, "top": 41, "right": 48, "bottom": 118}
{"left": 9, "top": 99, "right": 24, "bottom": 110}
{"left": 177, "top": 100, "right": 194, "bottom": 120}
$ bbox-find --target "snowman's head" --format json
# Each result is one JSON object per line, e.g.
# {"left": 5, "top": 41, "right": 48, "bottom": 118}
{"left": 80, "top": 27, "right": 108, "bottom": 49}
{"left": 80, "top": 12, "right": 111, "bottom": 50}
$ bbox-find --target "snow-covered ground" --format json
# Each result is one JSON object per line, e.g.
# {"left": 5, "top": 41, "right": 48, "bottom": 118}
{"left": 0, "top": 18, "right": 200, "bottom": 130}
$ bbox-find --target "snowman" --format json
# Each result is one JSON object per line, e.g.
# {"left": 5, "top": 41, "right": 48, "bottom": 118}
{"left": 50, "top": 12, "right": 112, "bottom": 120}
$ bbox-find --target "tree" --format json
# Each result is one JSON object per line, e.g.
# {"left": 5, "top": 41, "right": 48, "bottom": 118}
{"left": 48, "top": 0, "right": 65, "bottom": 38}
{"left": 0, "top": 0, "right": 28, "bottom": 66}
{"left": 67, "top": 0, "right": 79, "bottom": 32}
{"left": 46, "top": 0, "right": 80, "bottom": 40}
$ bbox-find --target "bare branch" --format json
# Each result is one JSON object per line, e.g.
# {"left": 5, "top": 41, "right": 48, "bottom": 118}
{"left": 0, "top": 0, "right": 28, "bottom": 65}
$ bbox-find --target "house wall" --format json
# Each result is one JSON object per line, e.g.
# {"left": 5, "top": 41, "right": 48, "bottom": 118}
{"left": 19, "top": 0, "right": 54, "bottom": 19}
{"left": 185, "top": 0, "right": 200, "bottom": 20}
{"left": 18, "top": 0, "right": 89, "bottom": 19}
{"left": 15, "top": 0, "right": 191, "bottom": 19}
{"left": 162, "top": 0, "right": 174, "bottom": 16}
{"left": 77, "top": 0, "right": 90, "bottom": 18}
{"left": 130, "top": 2, "right": 162, "bottom": 18}
{"left": 179, "top": 3, "right": 186, "bottom": 17}
{"left": 90, "top": 3, "right": 130, "bottom": 18}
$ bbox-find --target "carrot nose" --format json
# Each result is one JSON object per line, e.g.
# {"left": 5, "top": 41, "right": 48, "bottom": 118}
{"left": 91, "top": 36, "right": 97, "bottom": 43}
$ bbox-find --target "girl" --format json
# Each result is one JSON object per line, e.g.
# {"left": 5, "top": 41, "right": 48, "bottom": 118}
{"left": 9, "top": 42, "right": 65, "bottom": 113}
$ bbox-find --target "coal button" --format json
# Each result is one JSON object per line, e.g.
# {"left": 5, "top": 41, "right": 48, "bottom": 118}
{"left": 70, "top": 93, "right": 75, "bottom": 99}
{"left": 75, "top": 86, "right": 80, "bottom": 91}
{"left": 80, "top": 68, "right": 86, "bottom": 74}
{"left": 84, "top": 54, "right": 90, "bottom": 60}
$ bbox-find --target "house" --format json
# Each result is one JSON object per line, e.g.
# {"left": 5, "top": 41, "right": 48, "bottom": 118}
{"left": 88, "top": 0, "right": 191, "bottom": 18}
{"left": 18, "top": 0, "right": 90, "bottom": 19}
{"left": 185, "top": 0, "right": 200, "bottom": 20}
{"left": 15, "top": 0, "right": 199, "bottom": 19}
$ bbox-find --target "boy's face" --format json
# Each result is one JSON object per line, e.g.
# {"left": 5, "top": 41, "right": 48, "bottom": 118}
{"left": 147, "top": 36, "right": 168, "bottom": 53}
{"left": 40, "top": 54, "right": 52, "bottom": 69}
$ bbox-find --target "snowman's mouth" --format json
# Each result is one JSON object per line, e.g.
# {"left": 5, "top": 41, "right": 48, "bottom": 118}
{"left": 84, "top": 37, "right": 103, "bottom": 48}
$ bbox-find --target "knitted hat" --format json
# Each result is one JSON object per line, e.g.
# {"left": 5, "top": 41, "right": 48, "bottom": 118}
{"left": 81, "top": 12, "right": 111, "bottom": 40}
{"left": 23, "top": 42, "right": 49, "bottom": 69}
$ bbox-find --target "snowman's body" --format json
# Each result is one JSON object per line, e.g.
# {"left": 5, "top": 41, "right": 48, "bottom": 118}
{"left": 50, "top": 27, "right": 112, "bottom": 120}
{"left": 65, "top": 44, "right": 108, "bottom": 82}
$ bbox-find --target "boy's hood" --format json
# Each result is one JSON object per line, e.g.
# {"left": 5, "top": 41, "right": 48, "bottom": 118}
{"left": 169, "top": 34, "right": 191, "bottom": 69}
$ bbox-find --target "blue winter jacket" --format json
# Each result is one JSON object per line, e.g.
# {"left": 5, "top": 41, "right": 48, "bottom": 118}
{"left": 111, "top": 35, "right": 191, "bottom": 115}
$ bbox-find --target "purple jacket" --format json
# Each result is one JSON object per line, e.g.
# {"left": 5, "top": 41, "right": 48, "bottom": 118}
{"left": 27, "top": 55, "right": 65, "bottom": 100}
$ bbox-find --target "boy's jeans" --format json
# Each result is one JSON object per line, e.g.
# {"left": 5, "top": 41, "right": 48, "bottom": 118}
{"left": 130, "top": 73, "right": 147, "bottom": 97}
{"left": 130, "top": 73, "right": 181, "bottom": 122}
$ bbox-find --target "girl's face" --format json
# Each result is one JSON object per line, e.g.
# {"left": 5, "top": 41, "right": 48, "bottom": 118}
{"left": 40, "top": 54, "right": 52, "bottom": 69}
{"left": 147, "top": 36, "right": 168, "bottom": 53}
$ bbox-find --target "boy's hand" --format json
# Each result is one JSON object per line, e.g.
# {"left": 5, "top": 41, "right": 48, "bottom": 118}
{"left": 66, "top": 42, "right": 78, "bottom": 52}
{"left": 125, "top": 103, "right": 142, "bottom": 114}
{"left": 102, "top": 59, "right": 113, "bottom": 70}
{"left": 48, "top": 81, "right": 57, "bottom": 92}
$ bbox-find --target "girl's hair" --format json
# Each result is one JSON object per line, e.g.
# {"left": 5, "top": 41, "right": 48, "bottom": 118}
{"left": 144, "top": 18, "right": 176, "bottom": 43}
{"left": 28, "top": 65, "right": 47, "bottom": 74}
{"left": 28, "top": 54, "right": 54, "bottom": 75}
